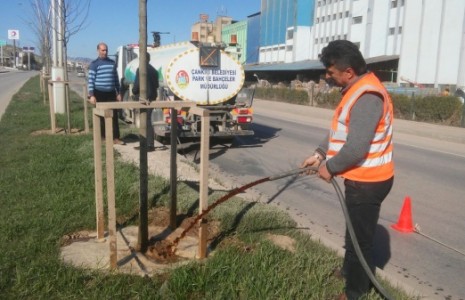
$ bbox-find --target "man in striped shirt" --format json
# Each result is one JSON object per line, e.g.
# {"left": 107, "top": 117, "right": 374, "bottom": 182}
{"left": 87, "top": 42, "right": 125, "bottom": 145}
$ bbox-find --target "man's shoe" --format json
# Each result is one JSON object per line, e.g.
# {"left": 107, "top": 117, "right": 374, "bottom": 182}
{"left": 113, "top": 139, "right": 126, "bottom": 145}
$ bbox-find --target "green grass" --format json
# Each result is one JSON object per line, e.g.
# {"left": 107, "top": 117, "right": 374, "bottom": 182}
{"left": 0, "top": 76, "right": 415, "bottom": 299}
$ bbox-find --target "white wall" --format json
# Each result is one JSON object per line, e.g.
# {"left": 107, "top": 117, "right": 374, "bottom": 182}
{"left": 398, "top": 0, "right": 465, "bottom": 87}
{"left": 436, "top": 1, "right": 464, "bottom": 85}
{"left": 293, "top": 26, "right": 311, "bottom": 61}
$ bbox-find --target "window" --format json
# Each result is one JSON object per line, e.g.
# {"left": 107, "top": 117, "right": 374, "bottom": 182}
{"left": 398, "top": 26, "right": 402, "bottom": 34}
{"left": 287, "top": 30, "right": 294, "bottom": 40}
{"left": 353, "top": 42, "right": 360, "bottom": 48}
{"left": 352, "top": 16, "right": 362, "bottom": 24}
{"left": 333, "top": 14, "right": 337, "bottom": 20}
{"left": 389, "top": 27, "right": 395, "bottom": 35}
{"left": 391, "top": 0, "right": 398, "bottom": 8}
{"left": 345, "top": 11, "right": 350, "bottom": 18}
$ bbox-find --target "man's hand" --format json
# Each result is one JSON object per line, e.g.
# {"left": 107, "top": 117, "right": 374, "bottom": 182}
{"left": 88, "top": 96, "right": 96, "bottom": 105}
{"left": 301, "top": 153, "right": 322, "bottom": 175}
{"left": 318, "top": 161, "right": 333, "bottom": 183}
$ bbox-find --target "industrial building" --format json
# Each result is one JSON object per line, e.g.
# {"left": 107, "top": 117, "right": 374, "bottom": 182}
{"left": 217, "top": 0, "right": 465, "bottom": 90}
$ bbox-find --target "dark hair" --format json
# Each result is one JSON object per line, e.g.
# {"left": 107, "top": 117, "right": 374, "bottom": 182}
{"left": 319, "top": 40, "right": 367, "bottom": 75}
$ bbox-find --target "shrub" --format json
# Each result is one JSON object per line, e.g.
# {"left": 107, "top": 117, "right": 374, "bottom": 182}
{"left": 391, "top": 94, "right": 414, "bottom": 120}
{"left": 256, "top": 86, "right": 464, "bottom": 127}
{"left": 255, "top": 87, "right": 309, "bottom": 105}
{"left": 414, "top": 96, "right": 462, "bottom": 124}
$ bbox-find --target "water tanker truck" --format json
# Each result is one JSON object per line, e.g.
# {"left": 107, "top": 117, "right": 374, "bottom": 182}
{"left": 115, "top": 41, "right": 254, "bottom": 142}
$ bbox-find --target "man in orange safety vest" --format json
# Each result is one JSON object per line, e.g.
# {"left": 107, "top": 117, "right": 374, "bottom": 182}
{"left": 302, "top": 40, "right": 394, "bottom": 300}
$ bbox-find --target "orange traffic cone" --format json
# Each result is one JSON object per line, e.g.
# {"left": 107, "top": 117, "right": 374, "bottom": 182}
{"left": 391, "top": 196, "right": 414, "bottom": 233}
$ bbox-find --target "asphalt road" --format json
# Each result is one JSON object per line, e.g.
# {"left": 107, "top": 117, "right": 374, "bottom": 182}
{"left": 0, "top": 69, "right": 38, "bottom": 120}
{"left": 191, "top": 100, "right": 465, "bottom": 300}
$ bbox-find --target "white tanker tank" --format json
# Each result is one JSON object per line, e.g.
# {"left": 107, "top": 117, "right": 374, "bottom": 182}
{"left": 118, "top": 41, "right": 254, "bottom": 141}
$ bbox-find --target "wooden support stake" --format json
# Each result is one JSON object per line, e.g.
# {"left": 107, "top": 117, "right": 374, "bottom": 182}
{"left": 169, "top": 108, "right": 178, "bottom": 230}
{"left": 104, "top": 110, "right": 118, "bottom": 269}
{"left": 198, "top": 110, "right": 210, "bottom": 259}
{"left": 83, "top": 85, "right": 89, "bottom": 133}
{"left": 65, "top": 83, "right": 71, "bottom": 133}
{"left": 48, "top": 82, "right": 56, "bottom": 134}
{"left": 137, "top": 109, "right": 149, "bottom": 253}
{"left": 92, "top": 109, "right": 105, "bottom": 240}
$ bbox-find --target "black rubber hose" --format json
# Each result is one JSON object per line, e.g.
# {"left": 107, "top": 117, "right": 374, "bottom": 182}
{"left": 269, "top": 167, "right": 393, "bottom": 300}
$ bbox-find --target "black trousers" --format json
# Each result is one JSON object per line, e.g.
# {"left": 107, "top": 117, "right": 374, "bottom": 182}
{"left": 94, "top": 90, "right": 120, "bottom": 139}
{"left": 342, "top": 176, "right": 394, "bottom": 300}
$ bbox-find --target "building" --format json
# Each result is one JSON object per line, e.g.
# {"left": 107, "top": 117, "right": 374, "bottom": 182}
{"left": 399, "top": 0, "right": 465, "bottom": 89}
{"left": 245, "top": 0, "right": 465, "bottom": 89}
{"left": 245, "top": 12, "right": 261, "bottom": 65}
{"left": 260, "top": 0, "right": 315, "bottom": 63}
{"left": 222, "top": 20, "right": 248, "bottom": 64}
{"left": 191, "top": 14, "right": 233, "bottom": 43}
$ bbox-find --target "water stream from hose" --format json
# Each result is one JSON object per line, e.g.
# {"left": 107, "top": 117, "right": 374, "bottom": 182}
{"left": 167, "top": 176, "right": 270, "bottom": 255}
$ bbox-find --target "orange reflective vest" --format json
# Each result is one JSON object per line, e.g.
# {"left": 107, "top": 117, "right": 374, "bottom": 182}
{"left": 327, "top": 72, "right": 394, "bottom": 182}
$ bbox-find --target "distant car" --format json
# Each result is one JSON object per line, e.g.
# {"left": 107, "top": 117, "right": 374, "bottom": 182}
{"left": 77, "top": 71, "right": 85, "bottom": 77}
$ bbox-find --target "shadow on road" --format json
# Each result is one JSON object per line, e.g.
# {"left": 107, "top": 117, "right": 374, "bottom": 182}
{"left": 174, "top": 122, "right": 282, "bottom": 163}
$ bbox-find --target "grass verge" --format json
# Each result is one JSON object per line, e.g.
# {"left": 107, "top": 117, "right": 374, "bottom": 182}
{"left": 0, "top": 76, "right": 414, "bottom": 299}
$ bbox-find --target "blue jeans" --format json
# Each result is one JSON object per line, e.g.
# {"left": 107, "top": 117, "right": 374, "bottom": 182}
{"left": 342, "top": 177, "right": 394, "bottom": 300}
{"left": 94, "top": 90, "right": 120, "bottom": 139}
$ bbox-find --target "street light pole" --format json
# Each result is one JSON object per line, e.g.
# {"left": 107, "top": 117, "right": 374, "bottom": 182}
{"left": 13, "top": 39, "right": 16, "bottom": 68}
{"left": 0, "top": 41, "right": 4, "bottom": 66}
{"left": 50, "top": 0, "right": 65, "bottom": 114}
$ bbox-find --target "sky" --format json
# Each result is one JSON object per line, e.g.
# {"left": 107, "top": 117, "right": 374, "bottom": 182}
{"left": 0, "top": 0, "right": 260, "bottom": 59}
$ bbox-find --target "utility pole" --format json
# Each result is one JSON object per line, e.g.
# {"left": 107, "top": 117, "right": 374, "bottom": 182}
{"left": 51, "top": 0, "right": 65, "bottom": 114}
{"left": 13, "top": 40, "right": 16, "bottom": 68}
{"left": 0, "top": 41, "right": 3, "bottom": 66}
